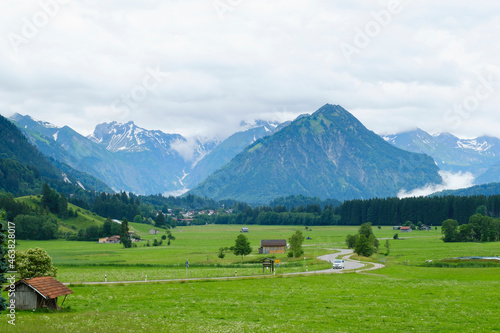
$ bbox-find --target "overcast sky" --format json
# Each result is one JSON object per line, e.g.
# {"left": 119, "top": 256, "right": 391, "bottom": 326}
{"left": 1, "top": 0, "right": 499, "bottom": 140}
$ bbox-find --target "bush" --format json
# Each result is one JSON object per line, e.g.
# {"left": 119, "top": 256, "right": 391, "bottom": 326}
{"left": 393, "top": 233, "right": 399, "bottom": 240}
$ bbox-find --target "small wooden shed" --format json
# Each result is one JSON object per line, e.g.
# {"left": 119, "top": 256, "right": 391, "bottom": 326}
{"left": 4, "top": 276, "right": 73, "bottom": 310}
{"left": 258, "top": 239, "right": 287, "bottom": 254}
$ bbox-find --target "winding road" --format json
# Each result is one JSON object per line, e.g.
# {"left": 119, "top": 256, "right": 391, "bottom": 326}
{"left": 63, "top": 249, "right": 384, "bottom": 286}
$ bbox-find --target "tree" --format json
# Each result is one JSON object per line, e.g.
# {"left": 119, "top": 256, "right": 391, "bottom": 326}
{"left": 41, "top": 183, "right": 60, "bottom": 214}
{"left": 58, "top": 193, "right": 68, "bottom": 219}
{"left": 233, "top": 234, "right": 252, "bottom": 261}
{"left": 120, "top": 218, "right": 132, "bottom": 248}
{"left": 368, "top": 234, "right": 379, "bottom": 252}
{"left": 476, "top": 205, "right": 487, "bottom": 216}
{"left": 345, "top": 234, "right": 357, "bottom": 249}
{"left": 359, "top": 222, "right": 374, "bottom": 238}
{"left": 166, "top": 230, "right": 175, "bottom": 246}
{"left": 103, "top": 218, "right": 112, "bottom": 237}
{"left": 218, "top": 247, "right": 226, "bottom": 259}
{"left": 384, "top": 239, "right": 390, "bottom": 255}
{"left": 288, "top": 230, "right": 305, "bottom": 258}
{"left": 441, "top": 219, "right": 459, "bottom": 242}
{"left": 358, "top": 222, "right": 378, "bottom": 253}
{"left": 155, "top": 212, "right": 167, "bottom": 229}
{"left": 0, "top": 211, "right": 8, "bottom": 311}
{"left": 16, "top": 247, "right": 57, "bottom": 279}
{"left": 133, "top": 215, "right": 144, "bottom": 224}
{"left": 354, "top": 234, "right": 374, "bottom": 257}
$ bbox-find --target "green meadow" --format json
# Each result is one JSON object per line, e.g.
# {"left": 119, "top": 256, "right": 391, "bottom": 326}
{"left": 2, "top": 225, "right": 499, "bottom": 332}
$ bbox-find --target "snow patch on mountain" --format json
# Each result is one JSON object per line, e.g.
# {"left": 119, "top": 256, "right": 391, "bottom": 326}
{"left": 456, "top": 140, "right": 493, "bottom": 153}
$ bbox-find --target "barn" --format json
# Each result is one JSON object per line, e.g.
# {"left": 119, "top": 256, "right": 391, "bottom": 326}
{"left": 5, "top": 276, "right": 73, "bottom": 310}
{"left": 258, "top": 239, "right": 287, "bottom": 254}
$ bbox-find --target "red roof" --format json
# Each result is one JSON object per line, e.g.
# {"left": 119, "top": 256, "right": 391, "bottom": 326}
{"left": 7, "top": 276, "right": 73, "bottom": 299}
{"left": 401, "top": 226, "right": 412, "bottom": 230}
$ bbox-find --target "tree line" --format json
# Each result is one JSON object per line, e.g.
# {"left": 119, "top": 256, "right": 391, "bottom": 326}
{"left": 442, "top": 211, "right": 500, "bottom": 243}
{"left": 334, "top": 195, "right": 500, "bottom": 226}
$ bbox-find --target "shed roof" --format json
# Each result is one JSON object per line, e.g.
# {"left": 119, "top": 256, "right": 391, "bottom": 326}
{"left": 401, "top": 226, "right": 412, "bottom": 230}
{"left": 5, "top": 276, "right": 73, "bottom": 299}
{"left": 261, "top": 239, "right": 287, "bottom": 247}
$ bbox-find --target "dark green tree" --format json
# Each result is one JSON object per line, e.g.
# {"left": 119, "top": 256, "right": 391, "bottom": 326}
{"left": 441, "top": 219, "right": 459, "bottom": 242}
{"left": 354, "top": 234, "right": 374, "bottom": 257}
{"left": 41, "top": 183, "right": 60, "bottom": 214}
{"left": 233, "top": 234, "right": 252, "bottom": 261}
{"left": 358, "top": 222, "right": 374, "bottom": 238}
{"left": 155, "top": 212, "right": 167, "bottom": 229}
{"left": 345, "top": 234, "right": 357, "bottom": 249}
{"left": 120, "top": 219, "right": 132, "bottom": 248}
{"left": 102, "top": 218, "right": 112, "bottom": 237}
{"left": 58, "top": 193, "right": 68, "bottom": 219}
{"left": 476, "top": 205, "right": 487, "bottom": 216}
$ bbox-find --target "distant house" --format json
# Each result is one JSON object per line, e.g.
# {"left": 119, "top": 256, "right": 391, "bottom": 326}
{"left": 421, "top": 225, "right": 431, "bottom": 231}
{"left": 112, "top": 219, "right": 122, "bottom": 224}
{"left": 259, "top": 239, "right": 287, "bottom": 254}
{"left": 241, "top": 227, "right": 249, "bottom": 233}
{"left": 98, "top": 235, "right": 120, "bottom": 244}
{"left": 149, "top": 228, "right": 160, "bottom": 235}
{"left": 401, "top": 226, "right": 412, "bottom": 232}
{"left": 4, "top": 276, "right": 73, "bottom": 310}
{"left": 393, "top": 226, "right": 401, "bottom": 230}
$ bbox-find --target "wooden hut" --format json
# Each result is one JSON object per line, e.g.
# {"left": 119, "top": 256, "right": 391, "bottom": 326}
{"left": 258, "top": 239, "right": 287, "bottom": 254}
{"left": 4, "top": 276, "right": 73, "bottom": 310}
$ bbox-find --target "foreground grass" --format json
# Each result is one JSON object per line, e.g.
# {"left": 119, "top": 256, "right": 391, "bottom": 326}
{"left": 4, "top": 225, "right": 500, "bottom": 332}
{"left": 2, "top": 271, "right": 499, "bottom": 332}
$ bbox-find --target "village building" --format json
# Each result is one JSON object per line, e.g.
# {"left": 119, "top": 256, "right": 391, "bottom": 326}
{"left": 149, "top": 228, "right": 160, "bottom": 235}
{"left": 4, "top": 276, "right": 73, "bottom": 310}
{"left": 258, "top": 239, "right": 287, "bottom": 254}
{"left": 393, "top": 226, "right": 401, "bottom": 230}
{"left": 98, "top": 235, "right": 121, "bottom": 243}
{"left": 241, "top": 227, "right": 249, "bottom": 233}
{"left": 401, "top": 226, "right": 412, "bottom": 232}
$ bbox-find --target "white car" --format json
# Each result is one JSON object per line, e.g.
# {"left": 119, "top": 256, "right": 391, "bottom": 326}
{"left": 332, "top": 259, "right": 345, "bottom": 269}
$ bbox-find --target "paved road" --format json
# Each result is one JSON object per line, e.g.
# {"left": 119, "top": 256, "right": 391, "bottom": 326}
{"left": 317, "top": 249, "right": 364, "bottom": 272}
{"left": 63, "top": 249, "right": 383, "bottom": 286}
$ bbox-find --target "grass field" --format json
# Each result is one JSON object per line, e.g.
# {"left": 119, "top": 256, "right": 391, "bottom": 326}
{"left": 2, "top": 225, "right": 499, "bottom": 332}
{"left": 15, "top": 196, "right": 108, "bottom": 234}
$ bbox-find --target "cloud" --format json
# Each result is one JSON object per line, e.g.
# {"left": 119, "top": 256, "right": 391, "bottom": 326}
{"left": 0, "top": 0, "right": 499, "bottom": 139}
{"left": 398, "top": 171, "right": 475, "bottom": 198}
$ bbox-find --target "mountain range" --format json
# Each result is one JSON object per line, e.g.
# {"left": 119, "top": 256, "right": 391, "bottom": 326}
{"left": 0, "top": 114, "right": 110, "bottom": 196}
{"left": 8, "top": 104, "right": 500, "bottom": 204}
{"left": 384, "top": 129, "right": 500, "bottom": 181}
{"left": 10, "top": 114, "right": 281, "bottom": 196}
{"left": 189, "top": 104, "right": 443, "bottom": 204}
